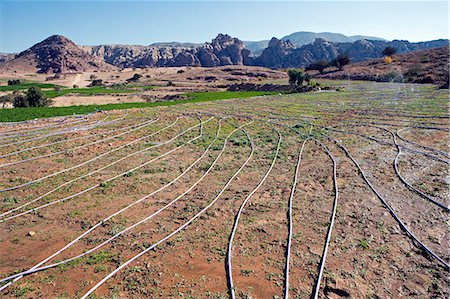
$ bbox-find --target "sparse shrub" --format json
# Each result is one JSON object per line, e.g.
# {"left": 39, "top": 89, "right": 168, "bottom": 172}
{"left": 404, "top": 64, "right": 423, "bottom": 78}
{"left": 126, "top": 73, "right": 142, "bottom": 82}
{"left": 0, "top": 94, "right": 14, "bottom": 107}
{"left": 331, "top": 54, "right": 350, "bottom": 70}
{"left": 13, "top": 87, "right": 53, "bottom": 108}
{"left": 177, "top": 69, "right": 185, "bottom": 74}
{"left": 358, "top": 239, "right": 369, "bottom": 250}
{"left": 73, "top": 84, "right": 79, "bottom": 88}
{"left": 383, "top": 56, "right": 393, "bottom": 64}
{"left": 89, "top": 74, "right": 97, "bottom": 80}
{"left": 306, "top": 60, "right": 330, "bottom": 74}
{"left": 7, "top": 79, "right": 21, "bottom": 85}
{"left": 379, "top": 72, "right": 404, "bottom": 83}
{"left": 167, "top": 81, "right": 175, "bottom": 86}
{"left": 88, "top": 79, "right": 103, "bottom": 87}
{"left": 382, "top": 46, "right": 397, "bottom": 57}
{"left": 308, "top": 80, "right": 318, "bottom": 87}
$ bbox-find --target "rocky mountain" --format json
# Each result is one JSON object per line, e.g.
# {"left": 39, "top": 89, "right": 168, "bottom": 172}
{"left": 0, "top": 35, "right": 114, "bottom": 74}
{"left": 253, "top": 37, "right": 449, "bottom": 68}
{"left": 0, "top": 33, "right": 447, "bottom": 73}
{"left": 84, "top": 34, "right": 253, "bottom": 68}
{"left": 244, "top": 31, "right": 386, "bottom": 55}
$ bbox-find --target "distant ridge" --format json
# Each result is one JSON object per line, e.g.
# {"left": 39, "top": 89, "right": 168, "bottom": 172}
{"left": 244, "top": 31, "right": 387, "bottom": 55}
{"left": 0, "top": 33, "right": 447, "bottom": 73}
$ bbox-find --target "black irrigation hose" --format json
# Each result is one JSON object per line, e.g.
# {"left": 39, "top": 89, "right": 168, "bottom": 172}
{"left": 325, "top": 127, "right": 450, "bottom": 165}
{"left": 329, "top": 124, "right": 449, "bottom": 212}
{"left": 322, "top": 133, "right": 450, "bottom": 270}
{"left": 396, "top": 128, "right": 450, "bottom": 158}
{"left": 391, "top": 132, "right": 450, "bottom": 212}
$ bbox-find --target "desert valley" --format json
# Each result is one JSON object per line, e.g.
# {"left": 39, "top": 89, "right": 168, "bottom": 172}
{"left": 0, "top": 2, "right": 449, "bottom": 298}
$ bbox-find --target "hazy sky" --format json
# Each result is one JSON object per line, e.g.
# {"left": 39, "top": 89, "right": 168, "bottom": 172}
{"left": 0, "top": 1, "right": 448, "bottom": 52}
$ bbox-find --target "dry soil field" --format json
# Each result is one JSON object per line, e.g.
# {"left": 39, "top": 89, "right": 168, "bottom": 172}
{"left": 0, "top": 81, "right": 448, "bottom": 299}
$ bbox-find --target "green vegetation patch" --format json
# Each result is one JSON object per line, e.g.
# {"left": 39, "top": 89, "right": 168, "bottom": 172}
{"left": 0, "top": 91, "right": 276, "bottom": 122}
{"left": 43, "top": 86, "right": 137, "bottom": 98}
{"left": 0, "top": 82, "right": 62, "bottom": 92}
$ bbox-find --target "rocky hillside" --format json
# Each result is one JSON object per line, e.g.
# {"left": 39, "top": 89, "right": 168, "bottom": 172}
{"left": 84, "top": 34, "right": 253, "bottom": 68}
{"left": 254, "top": 37, "right": 448, "bottom": 68}
{"left": 0, "top": 34, "right": 447, "bottom": 74}
{"left": 0, "top": 35, "right": 114, "bottom": 74}
{"left": 317, "top": 46, "right": 449, "bottom": 88}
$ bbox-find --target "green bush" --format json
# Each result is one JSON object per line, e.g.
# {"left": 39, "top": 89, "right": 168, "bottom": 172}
{"left": 287, "top": 69, "right": 306, "bottom": 88}
{"left": 13, "top": 87, "right": 53, "bottom": 108}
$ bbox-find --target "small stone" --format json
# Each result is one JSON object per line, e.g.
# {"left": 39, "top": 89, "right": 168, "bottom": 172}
{"left": 27, "top": 231, "right": 36, "bottom": 237}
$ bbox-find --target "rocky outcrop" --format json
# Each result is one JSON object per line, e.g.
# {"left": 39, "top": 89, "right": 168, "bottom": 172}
{"left": 84, "top": 34, "right": 253, "bottom": 68}
{"left": 254, "top": 38, "right": 295, "bottom": 68}
{"left": 6, "top": 35, "right": 114, "bottom": 73}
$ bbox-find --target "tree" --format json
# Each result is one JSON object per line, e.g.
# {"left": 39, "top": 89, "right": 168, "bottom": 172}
{"left": 382, "top": 47, "right": 397, "bottom": 57}
{"left": 306, "top": 60, "right": 329, "bottom": 74}
{"left": 287, "top": 69, "right": 306, "bottom": 89}
{"left": 331, "top": 54, "right": 350, "bottom": 70}
{"left": 13, "top": 87, "right": 52, "bottom": 108}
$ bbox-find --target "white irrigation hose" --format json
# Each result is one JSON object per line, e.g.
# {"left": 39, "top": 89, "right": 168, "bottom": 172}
{"left": 0, "top": 111, "right": 112, "bottom": 143}
{"left": 0, "top": 111, "right": 129, "bottom": 149}
{"left": 0, "top": 118, "right": 212, "bottom": 221}
{"left": 80, "top": 124, "right": 255, "bottom": 299}
{"left": 311, "top": 139, "right": 339, "bottom": 299}
{"left": 226, "top": 129, "right": 281, "bottom": 299}
{"left": 0, "top": 118, "right": 169, "bottom": 193}
{"left": 0, "top": 117, "right": 158, "bottom": 169}
{"left": 283, "top": 137, "right": 309, "bottom": 299}
{"left": 0, "top": 118, "right": 224, "bottom": 287}
{"left": 0, "top": 119, "right": 175, "bottom": 218}
{"left": 322, "top": 133, "right": 450, "bottom": 269}
{"left": 0, "top": 115, "right": 144, "bottom": 159}
{"left": 0, "top": 112, "right": 95, "bottom": 129}
{"left": 0, "top": 114, "right": 93, "bottom": 139}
